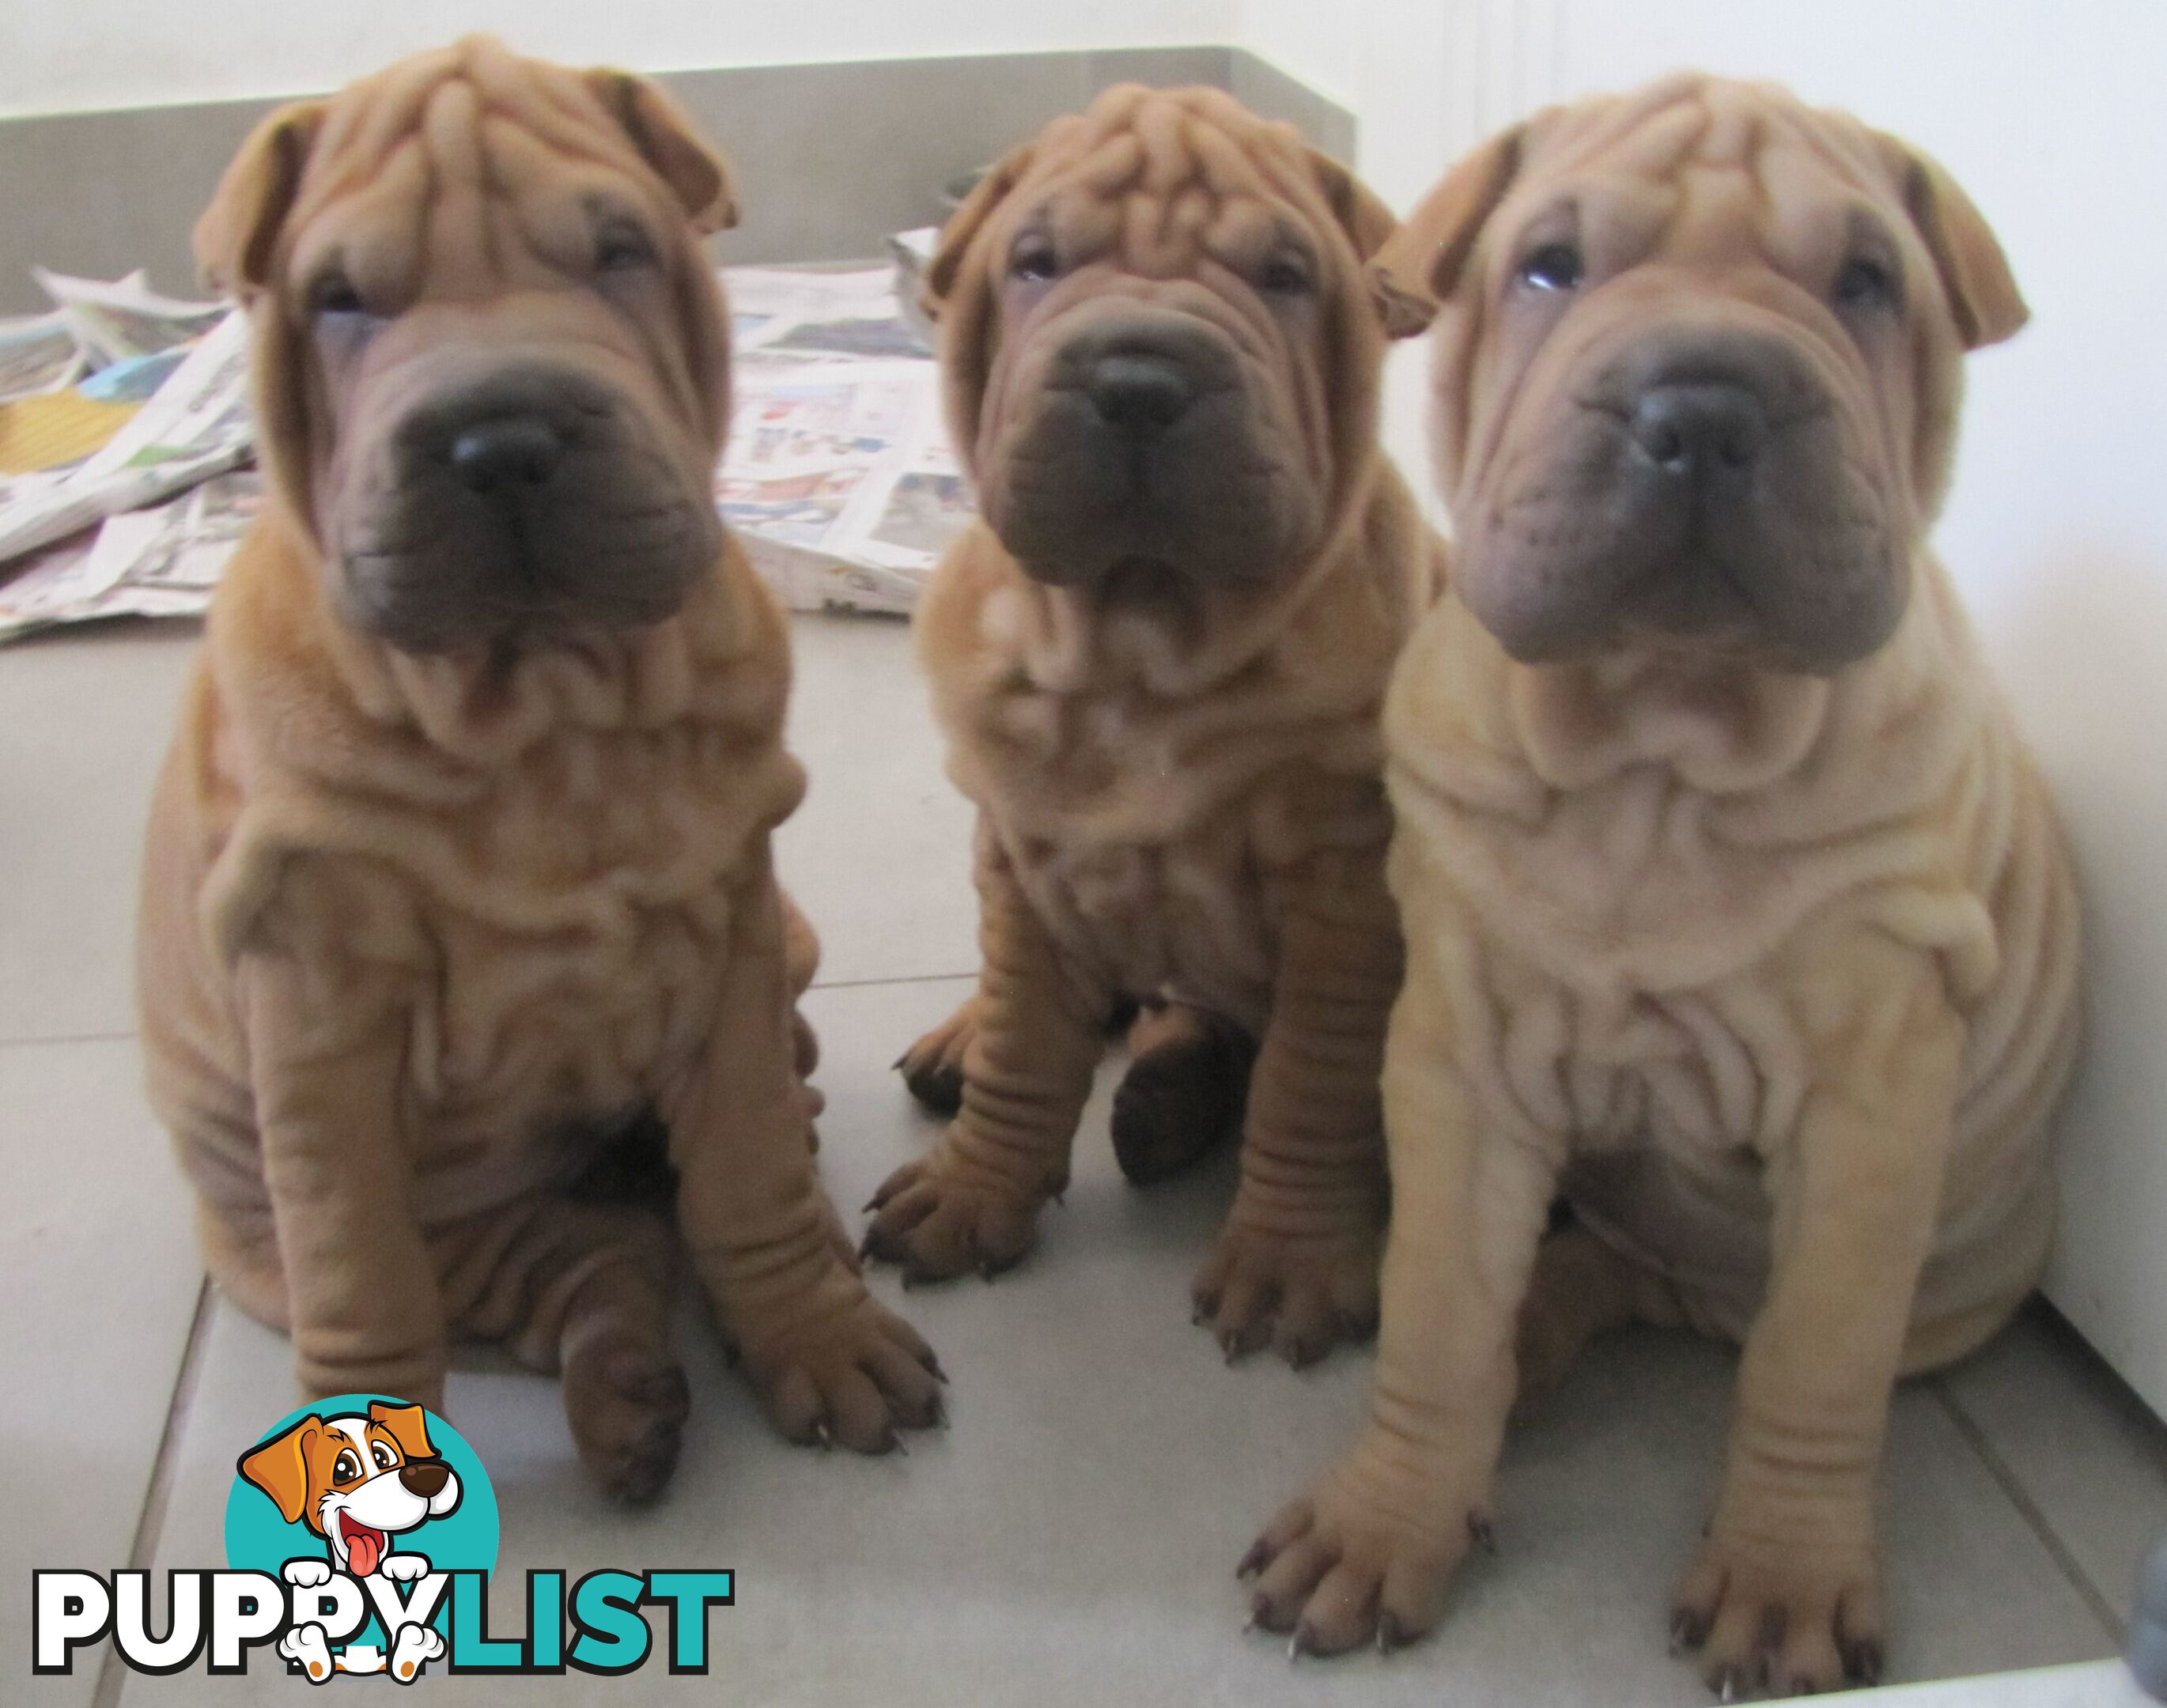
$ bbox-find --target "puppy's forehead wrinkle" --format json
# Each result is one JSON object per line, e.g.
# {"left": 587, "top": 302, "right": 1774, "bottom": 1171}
{"left": 1024, "top": 86, "right": 1329, "bottom": 272}
{"left": 293, "top": 53, "right": 664, "bottom": 279}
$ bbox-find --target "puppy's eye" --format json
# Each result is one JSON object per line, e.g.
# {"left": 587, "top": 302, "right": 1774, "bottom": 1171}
{"left": 596, "top": 225, "right": 657, "bottom": 272}
{"left": 1832, "top": 255, "right": 1896, "bottom": 311}
{"left": 371, "top": 1442, "right": 397, "bottom": 1470}
{"left": 1008, "top": 236, "right": 1060, "bottom": 283}
{"left": 1515, "top": 242, "right": 1584, "bottom": 293}
{"left": 307, "top": 273, "right": 365, "bottom": 317}
{"left": 333, "top": 1449, "right": 362, "bottom": 1483}
{"left": 1258, "top": 256, "right": 1314, "bottom": 296}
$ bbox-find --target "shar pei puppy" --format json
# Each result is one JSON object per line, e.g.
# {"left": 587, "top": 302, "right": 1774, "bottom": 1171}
{"left": 138, "top": 37, "right": 941, "bottom": 1503}
{"left": 1242, "top": 74, "right": 2082, "bottom": 1693}
{"left": 868, "top": 85, "right": 1444, "bottom": 1366}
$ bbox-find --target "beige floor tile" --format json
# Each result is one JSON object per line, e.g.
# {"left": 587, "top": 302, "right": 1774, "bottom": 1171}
{"left": 1940, "top": 1302, "right": 2167, "bottom": 1624}
{"left": 0, "top": 625, "right": 200, "bottom": 1043}
{"left": 777, "top": 611, "right": 980, "bottom": 988}
{"left": 1, "top": 1035, "right": 203, "bottom": 1706}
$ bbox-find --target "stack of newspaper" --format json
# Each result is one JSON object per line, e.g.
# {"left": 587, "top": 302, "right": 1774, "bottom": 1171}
{"left": 719, "top": 256, "right": 968, "bottom": 616}
{"left": 0, "top": 246, "right": 969, "bottom": 643}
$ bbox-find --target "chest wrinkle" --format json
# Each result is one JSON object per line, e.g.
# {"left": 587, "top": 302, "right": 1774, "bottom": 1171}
{"left": 376, "top": 722, "right": 766, "bottom": 1120}
{"left": 1473, "top": 766, "right": 1825, "bottom": 1164}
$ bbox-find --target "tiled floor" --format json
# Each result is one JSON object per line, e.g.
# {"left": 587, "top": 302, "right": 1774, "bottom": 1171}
{"left": 5, "top": 612, "right": 2163, "bottom": 1706}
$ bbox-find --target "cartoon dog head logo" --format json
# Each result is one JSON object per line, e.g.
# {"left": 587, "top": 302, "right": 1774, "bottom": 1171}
{"left": 228, "top": 1396, "right": 496, "bottom": 1683}
{"left": 236, "top": 1402, "right": 462, "bottom": 1580}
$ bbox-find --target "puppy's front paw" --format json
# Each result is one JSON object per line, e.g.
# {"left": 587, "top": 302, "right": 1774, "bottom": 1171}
{"left": 1192, "top": 1220, "right": 1378, "bottom": 1367}
{"left": 860, "top": 1148, "right": 1046, "bottom": 1282}
{"left": 279, "top": 1623, "right": 335, "bottom": 1683}
{"left": 379, "top": 1553, "right": 430, "bottom": 1582}
{"left": 1240, "top": 1458, "right": 1484, "bottom": 1656}
{"left": 739, "top": 1291, "right": 945, "bottom": 1453}
{"left": 282, "top": 1557, "right": 333, "bottom": 1589}
{"left": 1671, "top": 1531, "right": 1885, "bottom": 1699}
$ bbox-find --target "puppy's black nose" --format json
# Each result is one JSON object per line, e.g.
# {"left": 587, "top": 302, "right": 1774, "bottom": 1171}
{"left": 1629, "top": 382, "right": 1767, "bottom": 475}
{"left": 448, "top": 415, "right": 563, "bottom": 493}
{"left": 399, "top": 1460, "right": 450, "bottom": 1498}
{"left": 1088, "top": 353, "right": 1194, "bottom": 432}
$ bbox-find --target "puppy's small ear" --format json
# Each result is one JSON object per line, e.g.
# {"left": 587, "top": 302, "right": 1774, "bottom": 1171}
{"left": 1874, "top": 132, "right": 2028, "bottom": 350}
{"left": 919, "top": 139, "right": 1035, "bottom": 325}
{"left": 369, "top": 1400, "right": 437, "bottom": 1462}
{"left": 194, "top": 100, "right": 325, "bottom": 300}
{"left": 1367, "top": 120, "right": 1528, "bottom": 339}
{"left": 586, "top": 69, "right": 739, "bottom": 235}
{"left": 1307, "top": 147, "right": 1401, "bottom": 266}
{"left": 237, "top": 1416, "right": 321, "bottom": 1527}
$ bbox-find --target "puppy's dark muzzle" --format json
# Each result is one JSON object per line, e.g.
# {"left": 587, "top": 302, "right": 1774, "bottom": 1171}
{"left": 337, "top": 358, "right": 717, "bottom": 652}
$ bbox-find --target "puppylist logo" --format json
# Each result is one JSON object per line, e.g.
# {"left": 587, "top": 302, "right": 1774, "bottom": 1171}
{"left": 33, "top": 1394, "right": 735, "bottom": 1683}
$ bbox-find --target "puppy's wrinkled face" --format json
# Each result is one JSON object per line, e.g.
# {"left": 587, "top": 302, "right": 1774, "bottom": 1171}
{"left": 927, "top": 86, "right": 1395, "bottom": 599}
{"left": 198, "top": 40, "right": 737, "bottom": 653}
{"left": 1384, "top": 76, "right": 2025, "bottom": 674}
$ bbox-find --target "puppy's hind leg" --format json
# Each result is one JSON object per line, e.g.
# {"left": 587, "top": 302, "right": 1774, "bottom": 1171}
{"left": 896, "top": 995, "right": 978, "bottom": 1116}
{"left": 453, "top": 1198, "right": 687, "bottom": 1504}
{"left": 1110, "top": 1000, "right": 1253, "bottom": 1185}
{"left": 1513, "top": 1219, "right": 1682, "bottom": 1418}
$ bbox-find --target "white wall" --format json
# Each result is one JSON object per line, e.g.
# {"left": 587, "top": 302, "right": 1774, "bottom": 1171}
{"left": 1287, "top": 0, "right": 2167, "bottom": 1415}
{"left": 0, "top": 1, "right": 1239, "bottom": 118}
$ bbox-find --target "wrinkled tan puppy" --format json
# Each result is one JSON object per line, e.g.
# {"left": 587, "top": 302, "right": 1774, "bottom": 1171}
{"left": 866, "top": 86, "right": 1443, "bottom": 1365}
{"left": 1243, "top": 75, "right": 2081, "bottom": 1693}
{"left": 138, "top": 37, "right": 941, "bottom": 1502}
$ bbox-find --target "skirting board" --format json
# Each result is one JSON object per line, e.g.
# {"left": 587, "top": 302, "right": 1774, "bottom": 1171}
{"left": 0, "top": 46, "right": 1352, "bottom": 314}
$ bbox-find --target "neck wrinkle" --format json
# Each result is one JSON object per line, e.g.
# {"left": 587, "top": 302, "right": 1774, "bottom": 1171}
{"left": 312, "top": 553, "right": 754, "bottom": 770}
{"left": 1008, "top": 454, "right": 1390, "bottom": 702}
{"left": 1487, "top": 553, "right": 1960, "bottom": 802}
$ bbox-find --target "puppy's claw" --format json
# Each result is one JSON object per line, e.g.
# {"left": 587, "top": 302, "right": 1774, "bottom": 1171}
{"left": 811, "top": 1419, "right": 832, "bottom": 1451}
{"left": 1288, "top": 1623, "right": 1318, "bottom": 1662}
{"left": 1713, "top": 1665, "right": 1742, "bottom": 1704}
{"left": 1378, "top": 1612, "right": 1406, "bottom": 1656}
{"left": 1235, "top": 1538, "right": 1272, "bottom": 1581}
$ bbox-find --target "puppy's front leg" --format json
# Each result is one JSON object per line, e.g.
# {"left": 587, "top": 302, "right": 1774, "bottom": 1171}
{"left": 244, "top": 957, "right": 446, "bottom": 1411}
{"left": 670, "top": 853, "right": 943, "bottom": 1453}
{"left": 1193, "top": 857, "right": 1397, "bottom": 1366}
{"left": 862, "top": 829, "right": 1110, "bottom": 1281}
{"left": 1674, "top": 943, "right": 1961, "bottom": 1698}
{"left": 1242, "top": 928, "right": 1560, "bottom": 1652}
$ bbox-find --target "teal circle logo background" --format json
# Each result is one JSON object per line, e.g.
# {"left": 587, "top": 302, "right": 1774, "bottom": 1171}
{"left": 225, "top": 1393, "right": 498, "bottom": 1643}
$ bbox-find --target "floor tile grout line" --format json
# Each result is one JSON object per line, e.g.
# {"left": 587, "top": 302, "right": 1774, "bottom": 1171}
{"left": 1931, "top": 1372, "right": 2127, "bottom": 1646}
{"left": 807, "top": 969, "right": 977, "bottom": 992}
{"left": 0, "top": 1027, "right": 136, "bottom": 1050}
{"left": 92, "top": 1275, "right": 214, "bottom": 1708}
